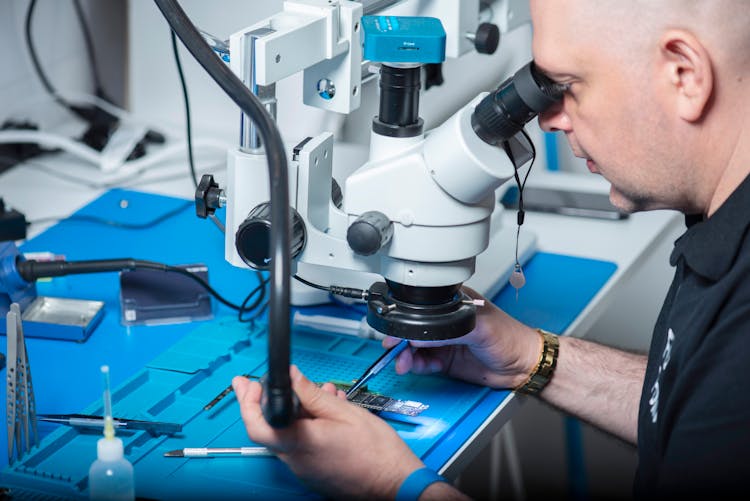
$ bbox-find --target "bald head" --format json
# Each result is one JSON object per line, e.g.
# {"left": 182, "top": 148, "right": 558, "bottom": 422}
{"left": 529, "top": 0, "right": 750, "bottom": 216}
{"left": 532, "top": 0, "right": 750, "bottom": 69}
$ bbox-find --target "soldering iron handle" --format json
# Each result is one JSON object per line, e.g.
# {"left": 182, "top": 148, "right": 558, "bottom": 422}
{"left": 15, "top": 258, "right": 157, "bottom": 282}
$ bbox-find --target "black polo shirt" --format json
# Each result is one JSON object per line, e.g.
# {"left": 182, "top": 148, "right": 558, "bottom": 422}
{"left": 634, "top": 173, "right": 750, "bottom": 499}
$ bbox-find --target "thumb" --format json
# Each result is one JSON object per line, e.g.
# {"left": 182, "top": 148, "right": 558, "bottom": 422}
{"left": 290, "top": 365, "right": 347, "bottom": 418}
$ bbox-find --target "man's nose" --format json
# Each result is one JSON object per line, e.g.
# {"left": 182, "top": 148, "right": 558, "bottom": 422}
{"left": 538, "top": 101, "right": 571, "bottom": 132}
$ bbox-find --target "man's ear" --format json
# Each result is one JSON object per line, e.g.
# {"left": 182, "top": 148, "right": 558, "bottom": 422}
{"left": 658, "top": 29, "right": 713, "bottom": 122}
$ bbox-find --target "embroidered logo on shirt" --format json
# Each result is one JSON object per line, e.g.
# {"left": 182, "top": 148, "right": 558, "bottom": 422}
{"left": 648, "top": 328, "right": 675, "bottom": 423}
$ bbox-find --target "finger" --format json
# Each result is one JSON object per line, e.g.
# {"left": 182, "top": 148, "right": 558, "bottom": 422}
{"left": 290, "top": 365, "right": 346, "bottom": 417}
{"left": 411, "top": 351, "right": 445, "bottom": 374}
{"left": 405, "top": 337, "right": 467, "bottom": 349}
{"left": 232, "top": 375, "right": 254, "bottom": 402}
{"left": 233, "top": 378, "right": 281, "bottom": 446}
{"left": 395, "top": 347, "right": 414, "bottom": 375}
{"left": 382, "top": 336, "right": 402, "bottom": 349}
{"left": 320, "top": 382, "right": 338, "bottom": 395}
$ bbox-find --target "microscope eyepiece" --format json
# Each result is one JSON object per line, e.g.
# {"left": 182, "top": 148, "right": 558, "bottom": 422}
{"left": 471, "top": 61, "right": 565, "bottom": 146}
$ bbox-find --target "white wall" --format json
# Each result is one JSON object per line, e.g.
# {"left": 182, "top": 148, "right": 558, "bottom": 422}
{"left": 127, "top": 0, "right": 540, "bottom": 153}
{"left": 127, "top": 0, "right": 281, "bottom": 142}
{"left": 0, "top": 0, "right": 125, "bottom": 131}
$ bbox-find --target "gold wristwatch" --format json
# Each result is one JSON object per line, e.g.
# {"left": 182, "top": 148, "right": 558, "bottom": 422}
{"left": 515, "top": 328, "right": 559, "bottom": 395}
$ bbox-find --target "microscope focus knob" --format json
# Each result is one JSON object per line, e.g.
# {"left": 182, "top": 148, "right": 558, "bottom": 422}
{"left": 467, "top": 23, "right": 500, "bottom": 55}
{"left": 347, "top": 211, "right": 393, "bottom": 256}
{"left": 235, "top": 202, "right": 306, "bottom": 270}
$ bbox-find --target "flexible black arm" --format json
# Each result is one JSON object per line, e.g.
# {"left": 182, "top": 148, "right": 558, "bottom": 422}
{"left": 153, "top": 0, "right": 296, "bottom": 427}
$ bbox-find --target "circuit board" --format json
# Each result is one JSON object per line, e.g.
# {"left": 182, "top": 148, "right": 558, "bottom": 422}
{"left": 203, "top": 376, "right": 429, "bottom": 417}
{"left": 330, "top": 381, "right": 430, "bottom": 416}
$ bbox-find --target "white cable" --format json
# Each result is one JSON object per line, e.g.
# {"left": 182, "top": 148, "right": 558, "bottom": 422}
{"left": 0, "top": 130, "right": 230, "bottom": 173}
{"left": 64, "top": 92, "right": 177, "bottom": 139}
{"left": 0, "top": 130, "right": 102, "bottom": 165}
{"left": 116, "top": 138, "right": 229, "bottom": 172}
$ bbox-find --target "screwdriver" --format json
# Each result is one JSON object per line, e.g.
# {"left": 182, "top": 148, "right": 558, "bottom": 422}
{"left": 345, "top": 339, "right": 410, "bottom": 399}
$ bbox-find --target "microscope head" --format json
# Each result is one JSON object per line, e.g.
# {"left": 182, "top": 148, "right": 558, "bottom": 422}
{"left": 359, "top": 59, "right": 565, "bottom": 341}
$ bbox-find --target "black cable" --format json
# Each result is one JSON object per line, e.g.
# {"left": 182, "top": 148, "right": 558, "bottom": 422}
{"left": 292, "top": 274, "right": 330, "bottom": 292}
{"left": 15, "top": 257, "right": 266, "bottom": 314}
{"left": 25, "top": 0, "right": 119, "bottom": 146}
{"left": 518, "top": 128, "right": 537, "bottom": 209}
{"left": 293, "top": 275, "right": 368, "bottom": 300}
{"left": 153, "top": 0, "right": 294, "bottom": 427}
{"left": 239, "top": 272, "right": 270, "bottom": 322}
{"left": 504, "top": 129, "right": 537, "bottom": 270}
{"left": 170, "top": 30, "right": 198, "bottom": 189}
{"left": 27, "top": 201, "right": 193, "bottom": 230}
{"left": 164, "top": 264, "right": 247, "bottom": 311}
{"left": 25, "top": 0, "right": 72, "bottom": 112}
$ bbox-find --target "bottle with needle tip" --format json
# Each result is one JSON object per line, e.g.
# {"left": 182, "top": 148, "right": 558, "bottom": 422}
{"left": 87, "top": 365, "right": 135, "bottom": 501}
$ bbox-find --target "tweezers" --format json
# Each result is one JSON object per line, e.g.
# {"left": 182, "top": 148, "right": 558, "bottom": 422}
{"left": 37, "top": 413, "right": 182, "bottom": 436}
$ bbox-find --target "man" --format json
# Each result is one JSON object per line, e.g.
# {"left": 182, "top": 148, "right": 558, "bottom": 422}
{"left": 233, "top": 0, "right": 750, "bottom": 498}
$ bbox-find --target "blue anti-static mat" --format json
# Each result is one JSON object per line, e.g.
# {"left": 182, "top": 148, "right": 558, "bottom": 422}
{"left": 0, "top": 189, "right": 617, "bottom": 499}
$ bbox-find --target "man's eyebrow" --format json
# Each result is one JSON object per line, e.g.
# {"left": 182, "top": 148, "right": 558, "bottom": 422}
{"left": 538, "top": 68, "right": 574, "bottom": 82}
{"left": 533, "top": 62, "right": 575, "bottom": 81}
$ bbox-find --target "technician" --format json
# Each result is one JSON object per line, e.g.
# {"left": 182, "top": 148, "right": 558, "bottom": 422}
{"left": 233, "top": 0, "right": 750, "bottom": 498}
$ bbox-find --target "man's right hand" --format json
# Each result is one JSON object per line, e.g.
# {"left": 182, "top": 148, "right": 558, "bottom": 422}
{"left": 383, "top": 287, "right": 542, "bottom": 390}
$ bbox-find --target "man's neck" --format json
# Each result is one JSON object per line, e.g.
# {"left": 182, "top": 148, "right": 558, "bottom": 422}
{"left": 707, "top": 120, "right": 750, "bottom": 217}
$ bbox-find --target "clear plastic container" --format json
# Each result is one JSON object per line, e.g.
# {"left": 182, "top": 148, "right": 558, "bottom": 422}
{"left": 88, "top": 436, "right": 135, "bottom": 501}
{"left": 89, "top": 366, "right": 135, "bottom": 500}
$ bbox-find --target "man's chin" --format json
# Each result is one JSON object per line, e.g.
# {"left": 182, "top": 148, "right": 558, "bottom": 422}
{"left": 585, "top": 158, "right": 600, "bottom": 174}
{"left": 610, "top": 187, "right": 654, "bottom": 213}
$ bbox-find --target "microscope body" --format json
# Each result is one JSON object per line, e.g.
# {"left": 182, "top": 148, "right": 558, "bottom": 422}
{"left": 203, "top": 1, "right": 560, "bottom": 339}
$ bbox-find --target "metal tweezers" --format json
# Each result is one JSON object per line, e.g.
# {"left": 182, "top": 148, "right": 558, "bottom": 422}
{"left": 6, "top": 303, "right": 38, "bottom": 464}
{"left": 36, "top": 414, "right": 182, "bottom": 436}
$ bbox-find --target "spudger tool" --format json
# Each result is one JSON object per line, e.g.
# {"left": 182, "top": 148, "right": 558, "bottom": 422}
{"left": 345, "top": 339, "right": 409, "bottom": 399}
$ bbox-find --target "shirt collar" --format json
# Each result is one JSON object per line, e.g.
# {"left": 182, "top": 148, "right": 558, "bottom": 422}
{"left": 670, "top": 172, "right": 750, "bottom": 280}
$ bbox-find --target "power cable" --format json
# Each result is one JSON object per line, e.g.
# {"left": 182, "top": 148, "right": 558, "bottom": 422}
{"left": 170, "top": 30, "right": 199, "bottom": 189}
{"left": 16, "top": 257, "right": 267, "bottom": 316}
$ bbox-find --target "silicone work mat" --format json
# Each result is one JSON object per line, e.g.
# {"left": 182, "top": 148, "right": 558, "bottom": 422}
{"left": 0, "top": 189, "right": 618, "bottom": 499}
{"left": 1, "top": 319, "right": 498, "bottom": 500}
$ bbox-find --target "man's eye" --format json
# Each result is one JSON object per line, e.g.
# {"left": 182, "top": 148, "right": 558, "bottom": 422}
{"left": 552, "top": 82, "right": 572, "bottom": 94}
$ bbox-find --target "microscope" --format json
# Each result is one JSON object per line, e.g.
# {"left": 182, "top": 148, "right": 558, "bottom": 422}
{"left": 194, "top": 3, "right": 564, "bottom": 341}
{"left": 156, "top": 0, "right": 562, "bottom": 425}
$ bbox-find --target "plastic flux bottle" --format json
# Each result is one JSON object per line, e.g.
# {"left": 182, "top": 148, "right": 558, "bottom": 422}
{"left": 88, "top": 365, "right": 135, "bottom": 501}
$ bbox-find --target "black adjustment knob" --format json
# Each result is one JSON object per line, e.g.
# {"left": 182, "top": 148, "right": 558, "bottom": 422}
{"left": 472, "top": 23, "right": 500, "bottom": 55}
{"left": 235, "top": 202, "right": 306, "bottom": 270}
{"left": 195, "top": 174, "right": 224, "bottom": 218}
{"left": 347, "top": 211, "right": 393, "bottom": 256}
